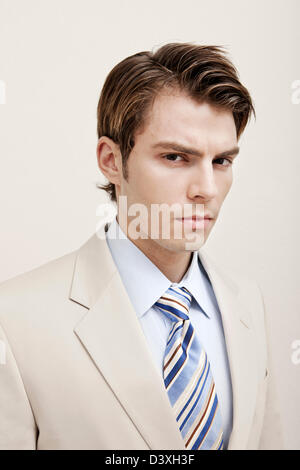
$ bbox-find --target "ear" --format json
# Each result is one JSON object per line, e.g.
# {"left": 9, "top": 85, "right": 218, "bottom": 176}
{"left": 97, "top": 136, "right": 122, "bottom": 186}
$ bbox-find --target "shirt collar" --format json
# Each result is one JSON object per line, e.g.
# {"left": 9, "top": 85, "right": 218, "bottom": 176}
{"left": 105, "top": 215, "right": 214, "bottom": 319}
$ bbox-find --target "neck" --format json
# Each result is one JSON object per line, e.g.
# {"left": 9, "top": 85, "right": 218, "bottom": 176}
{"left": 116, "top": 215, "right": 193, "bottom": 283}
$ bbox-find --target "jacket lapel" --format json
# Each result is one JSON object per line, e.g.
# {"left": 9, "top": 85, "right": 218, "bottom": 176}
{"left": 199, "top": 251, "right": 259, "bottom": 450}
{"left": 70, "top": 222, "right": 185, "bottom": 450}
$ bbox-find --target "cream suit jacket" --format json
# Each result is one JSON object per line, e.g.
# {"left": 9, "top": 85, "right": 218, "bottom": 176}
{"left": 0, "top": 222, "right": 284, "bottom": 450}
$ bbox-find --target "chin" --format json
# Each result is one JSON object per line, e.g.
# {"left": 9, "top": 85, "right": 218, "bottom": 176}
{"left": 155, "top": 236, "right": 206, "bottom": 253}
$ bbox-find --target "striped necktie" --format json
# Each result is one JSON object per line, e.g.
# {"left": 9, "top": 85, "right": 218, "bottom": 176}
{"left": 155, "top": 285, "right": 224, "bottom": 450}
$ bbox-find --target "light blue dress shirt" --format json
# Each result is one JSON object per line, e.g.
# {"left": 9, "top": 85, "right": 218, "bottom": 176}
{"left": 105, "top": 215, "right": 233, "bottom": 449}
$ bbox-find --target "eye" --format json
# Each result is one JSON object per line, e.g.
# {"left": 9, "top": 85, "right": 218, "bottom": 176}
{"left": 163, "top": 154, "right": 186, "bottom": 162}
{"left": 213, "top": 157, "right": 233, "bottom": 167}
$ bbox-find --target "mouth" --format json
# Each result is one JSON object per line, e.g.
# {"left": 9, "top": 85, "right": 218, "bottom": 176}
{"left": 179, "top": 216, "right": 213, "bottom": 221}
{"left": 176, "top": 214, "right": 214, "bottom": 221}
{"left": 175, "top": 215, "right": 214, "bottom": 230}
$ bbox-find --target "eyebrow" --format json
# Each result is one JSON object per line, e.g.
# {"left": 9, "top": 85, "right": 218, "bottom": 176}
{"left": 152, "top": 141, "right": 240, "bottom": 158}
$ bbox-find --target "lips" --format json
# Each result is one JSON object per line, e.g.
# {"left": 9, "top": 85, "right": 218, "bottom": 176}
{"left": 178, "top": 215, "right": 213, "bottom": 221}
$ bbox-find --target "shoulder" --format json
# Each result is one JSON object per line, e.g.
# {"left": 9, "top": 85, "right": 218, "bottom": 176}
{"left": 0, "top": 249, "right": 77, "bottom": 295}
{"left": 0, "top": 247, "right": 78, "bottom": 324}
{"left": 199, "top": 248, "right": 263, "bottom": 295}
{"left": 199, "top": 248, "right": 266, "bottom": 331}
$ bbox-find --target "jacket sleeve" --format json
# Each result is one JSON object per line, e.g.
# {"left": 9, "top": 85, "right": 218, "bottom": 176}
{"left": 257, "top": 286, "right": 285, "bottom": 450}
{"left": 0, "top": 322, "right": 37, "bottom": 449}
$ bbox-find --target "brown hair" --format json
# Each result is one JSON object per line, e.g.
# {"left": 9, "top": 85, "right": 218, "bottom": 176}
{"left": 97, "top": 42, "right": 255, "bottom": 202}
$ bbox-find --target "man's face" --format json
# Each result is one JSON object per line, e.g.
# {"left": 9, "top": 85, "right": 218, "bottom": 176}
{"left": 116, "top": 89, "right": 239, "bottom": 253}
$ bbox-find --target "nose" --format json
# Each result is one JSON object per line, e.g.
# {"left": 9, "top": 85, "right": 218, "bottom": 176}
{"left": 186, "top": 161, "right": 218, "bottom": 202}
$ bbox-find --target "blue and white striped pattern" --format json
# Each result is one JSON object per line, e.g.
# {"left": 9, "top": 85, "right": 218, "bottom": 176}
{"left": 155, "top": 285, "right": 224, "bottom": 450}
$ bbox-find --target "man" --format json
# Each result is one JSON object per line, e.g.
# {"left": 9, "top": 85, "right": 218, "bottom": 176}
{"left": 0, "top": 43, "right": 283, "bottom": 450}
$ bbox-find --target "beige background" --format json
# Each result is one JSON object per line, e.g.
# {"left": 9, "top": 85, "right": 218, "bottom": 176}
{"left": 0, "top": 0, "right": 299, "bottom": 449}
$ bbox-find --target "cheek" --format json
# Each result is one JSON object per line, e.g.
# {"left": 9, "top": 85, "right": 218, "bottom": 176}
{"left": 219, "top": 173, "right": 233, "bottom": 198}
{"left": 128, "top": 158, "right": 181, "bottom": 202}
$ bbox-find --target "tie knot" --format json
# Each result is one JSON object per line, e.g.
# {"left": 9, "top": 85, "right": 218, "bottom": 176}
{"left": 154, "top": 286, "right": 193, "bottom": 323}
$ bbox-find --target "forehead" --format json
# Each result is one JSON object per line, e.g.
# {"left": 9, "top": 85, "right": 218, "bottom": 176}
{"left": 137, "top": 90, "right": 237, "bottom": 150}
